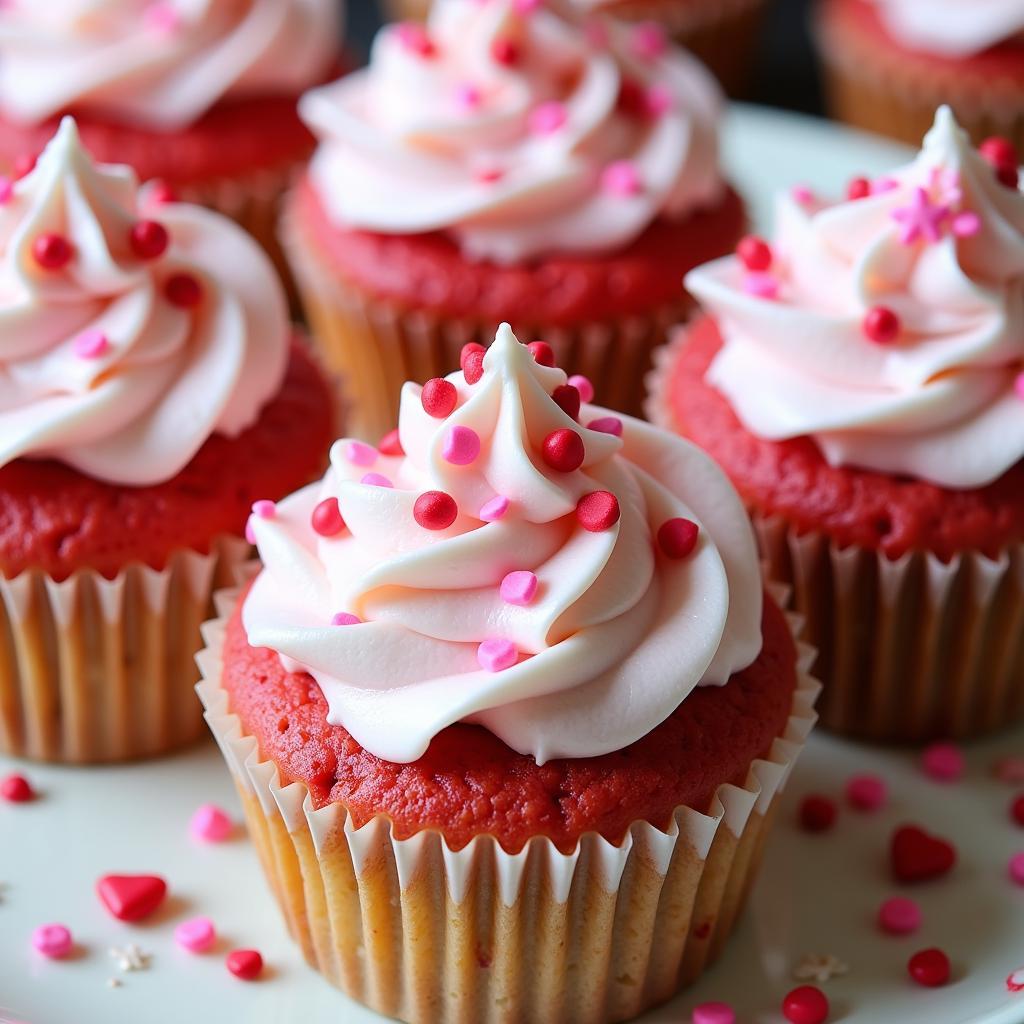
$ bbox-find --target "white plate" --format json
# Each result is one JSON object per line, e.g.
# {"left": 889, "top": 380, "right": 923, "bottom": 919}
{"left": 2, "top": 105, "right": 1023, "bottom": 1024}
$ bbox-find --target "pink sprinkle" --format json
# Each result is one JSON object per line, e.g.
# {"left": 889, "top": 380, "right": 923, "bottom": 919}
{"left": 878, "top": 896, "right": 922, "bottom": 936}
{"left": 72, "top": 329, "right": 109, "bottom": 359}
{"left": 631, "top": 22, "right": 667, "bottom": 59}
{"left": 513, "top": 0, "right": 541, "bottom": 11}
{"left": 1009, "top": 852, "right": 1024, "bottom": 886}
{"left": 32, "top": 923, "right": 73, "bottom": 959}
{"left": 331, "top": 612, "right": 362, "bottom": 626}
{"left": 587, "top": 416, "right": 623, "bottom": 436}
{"left": 190, "top": 804, "right": 233, "bottom": 842}
{"left": 143, "top": 2, "right": 181, "bottom": 33}
{"left": 692, "top": 1003, "right": 735, "bottom": 1024}
{"left": 1016, "top": 373, "right": 1024, "bottom": 400}
{"left": 361, "top": 473, "right": 393, "bottom": 488}
{"left": 846, "top": 774, "right": 888, "bottom": 812}
{"left": 646, "top": 85, "right": 673, "bottom": 117}
{"left": 175, "top": 916, "right": 216, "bottom": 954}
{"left": 952, "top": 211, "right": 981, "bottom": 237}
{"left": 454, "top": 83, "right": 482, "bottom": 111}
{"left": 480, "top": 495, "right": 510, "bottom": 521}
{"left": 601, "top": 160, "right": 642, "bottom": 197}
{"left": 568, "top": 374, "right": 594, "bottom": 403}
{"left": 791, "top": 185, "right": 814, "bottom": 204}
{"left": 743, "top": 272, "right": 779, "bottom": 299}
{"left": 1009, "top": 967, "right": 1024, "bottom": 993}
{"left": 442, "top": 425, "right": 481, "bottom": 466}
{"left": 251, "top": 500, "right": 276, "bottom": 519}
{"left": 478, "top": 638, "right": 518, "bottom": 672}
{"left": 0, "top": 175, "right": 12, "bottom": 204}
{"left": 500, "top": 570, "right": 538, "bottom": 606}
{"left": 395, "top": 21, "right": 435, "bottom": 57}
{"left": 873, "top": 176, "right": 900, "bottom": 194}
{"left": 994, "top": 756, "right": 1024, "bottom": 784}
{"left": 345, "top": 440, "right": 378, "bottom": 467}
{"left": 245, "top": 521, "right": 256, "bottom": 544}
{"left": 475, "top": 165, "right": 504, "bottom": 184}
{"left": 528, "top": 101, "right": 568, "bottom": 135}
{"left": 921, "top": 742, "right": 965, "bottom": 783}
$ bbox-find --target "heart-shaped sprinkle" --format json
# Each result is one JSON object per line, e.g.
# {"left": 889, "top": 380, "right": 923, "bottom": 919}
{"left": 175, "top": 916, "right": 216, "bottom": 954}
{"left": 226, "top": 948, "right": 263, "bottom": 980}
{"left": 891, "top": 825, "right": 956, "bottom": 884}
{"left": 97, "top": 874, "right": 167, "bottom": 922}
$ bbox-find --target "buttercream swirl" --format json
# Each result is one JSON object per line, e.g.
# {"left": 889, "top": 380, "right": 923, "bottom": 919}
{"left": 687, "top": 107, "right": 1024, "bottom": 490}
{"left": 243, "top": 324, "right": 763, "bottom": 764}
{"left": 0, "top": 116, "right": 289, "bottom": 485}
{"left": 871, "top": 0, "right": 1024, "bottom": 59}
{"left": 299, "top": 0, "right": 724, "bottom": 264}
{"left": 0, "top": 0, "right": 342, "bottom": 129}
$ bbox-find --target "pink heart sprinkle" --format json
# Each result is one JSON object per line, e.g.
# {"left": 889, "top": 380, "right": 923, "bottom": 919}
{"left": 500, "top": 570, "right": 538, "bottom": 606}
{"left": 331, "top": 612, "right": 361, "bottom": 626}
{"left": 251, "top": 499, "right": 276, "bottom": 519}
{"left": 478, "top": 638, "right": 518, "bottom": 672}
{"left": 190, "top": 803, "right": 233, "bottom": 842}
{"left": 567, "top": 374, "right": 594, "bottom": 403}
{"left": 361, "top": 473, "right": 393, "bottom": 488}
{"left": 442, "top": 425, "right": 481, "bottom": 466}
{"left": 587, "top": 416, "right": 623, "bottom": 436}
{"left": 175, "top": 916, "right": 216, "bottom": 954}
{"left": 345, "top": 441, "right": 378, "bottom": 467}
{"left": 73, "top": 329, "right": 109, "bottom": 359}
{"left": 479, "top": 495, "right": 510, "bottom": 521}
{"left": 528, "top": 101, "right": 567, "bottom": 135}
{"left": 601, "top": 161, "right": 642, "bottom": 197}
{"left": 877, "top": 896, "right": 922, "bottom": 935}
{"left": 32, "top": 923, "right": 73, "bottom": 959}
{"left": 743, "top": 272, "right": 779, "bottom": 299}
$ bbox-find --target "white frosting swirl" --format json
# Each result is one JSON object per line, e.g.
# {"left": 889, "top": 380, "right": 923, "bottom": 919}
{"left": 687, "top": 107, "right": 1024, "bottom": 490}
{"left": 299, "top": 0, "right": 724, "bottom": 264}
{"left": 243, "top": 324, "right": 762, "bottom": 764}
{"left": 0, "top": 0, "right": 342, "bottom": 129}
{"left": 0, "top": 117, "right": 289, "bottom": 485}
{"left": 871, "top": 0, "right": 1024, "bottom": 58}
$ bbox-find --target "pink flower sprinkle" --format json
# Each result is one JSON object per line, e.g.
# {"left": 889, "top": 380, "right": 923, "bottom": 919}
{"left": 602, "top": 160, "right": 642, "bottom": 197}
{"left": 891, "top": 186, "right": 948, "bottom": 245}
{"left": 528, "top": 101, "right": 568, "bottom": 135}
{"left": 951, "top": 211, "right": 981, "bottom": 237}
{"left": 646, "top": 85, "right": 673, "bottom": 117}
{"left": 878, "top": 896, "right": 922, "bottom": 936}
{"left": 345, "top": 440, "right": 378, "bottom": 467}
{"left": 478, "top": 638, "right": 518, "bottom": 672}
{"left": 791, "top": 185, "right": 814, "bottom": 205}
{"left": 0, "top": 175, "right": 12, "bottom": 204}
{"left": 442, "top": 425, "right": 481, "bottom": 466}
{"left": 872, "top": 176, "right": 899, "bottom": 194}
{"left": 921, "top": 742, "right": 965, "bottom": 783}
{"left": 331, "top": 612, "right": 362, "bottom": 626}
{"left": 500, "top": 570, "right": 538, "bottom": 606}
{"left": 361, "top": 473, "right": 393, "bottom": 488}
{"left": 73, "top": 329, "right": 109, "bottom": 359}
{"left": 251, "top": 500, "right": 276, "bottom": 519}
{"left": 743, "top": 272, "right": 779, "bottom": 299}
{"left": 587, "top": 416, "right": 623, "bottom": 436}
{"left": 631, "top": 22, "right": 667, "bottom": 59}
{"left": 479, "top": 495, "right": 510, "bottom": 521}
{"left": 175, "top": 916, "right": 216, "bottom": 954}
{"left": 454, "top": 83, "right": 482, "bottom": 111}
{"left": 846, "top": 774, "right": 887, "bottom": 812}
{"left": 190, "top": 804, "right": 233, "bottom": 842}
{"left": 568, "top": 374, "right": 594, "bottom": 403}
{"left": 692, "top": 1003, "right": 735, "bottom": 1024}
{"left": 32, "top": 923, "right": 73, "bottom": 959}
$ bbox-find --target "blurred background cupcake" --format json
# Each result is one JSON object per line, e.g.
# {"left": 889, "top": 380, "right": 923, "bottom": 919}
{"left": 284, "top": 0, "right": 745, "bottom": 441}
{"left": 0, "top": 0, "right": 346, "bottom": 280}
{"left": 0, "top": 118, "right": 335, "bottom": 764}
{"left": 816, "top": 0, "right": 1024, "bottom": 150}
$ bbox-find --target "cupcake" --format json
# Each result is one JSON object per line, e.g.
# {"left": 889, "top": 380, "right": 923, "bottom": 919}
{"left": 817, "top": 0, "right": 1024, "bottom": 151}
{"left": 198, "top": 323, "right": 817, "bottom": 1023}
{"left": 0, "top": 0, "right": 344, "bottom": 276}
{"left": 0, "top": 117, "right": 335, "bottom": 764}
{"left": 284, "top": 0, "right": 744, "bottom": 441}
{"left": 649, "top": 107, "right": 1024, "bottom": 743}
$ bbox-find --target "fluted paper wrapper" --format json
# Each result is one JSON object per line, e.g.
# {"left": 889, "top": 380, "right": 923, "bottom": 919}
{"left": 647, "top": 332, "right": 1024, "bottom": 744}
{"left": 197, "top": 582, "right": 818, "bottom": 1024}
{"left": 282, "top": 194, "right": 692, "bottom": 443}
{"left": 0, "top": 535, "right": 249, "bottom": 764}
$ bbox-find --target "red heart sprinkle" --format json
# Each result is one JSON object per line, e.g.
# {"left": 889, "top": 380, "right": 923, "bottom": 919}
{"left": 890, "top": 825, "right": 956, "bottom": 884}
{"left": 227, "top": 948, "right": 263, "bottom": 981}
{"left": 97, "top": 874, "right": 167, "bottom": 922}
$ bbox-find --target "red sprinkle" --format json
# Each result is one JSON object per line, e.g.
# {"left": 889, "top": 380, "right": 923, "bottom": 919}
{"left": 165, "top": 273, "right": 203, "bottom": 308}
{"left": 846, "top": 176, "right": 871, "bottom": 200}
{"left": 528, "top": 341, "right": 556, "bottom": 367}
{"left": 551, "top": 384, "right": 581, "bottom": 420}
{"left": 1, "top": 773, "right": 34, "bottom": 803}
{"left": 657, "top": 518, "right": 700, "bottom": 559}
{"left": 463, "top": 350, "right": 485, "bottom": 385}
{"left": 863, "top": 306, "right": 901, "bottom": 344}
{"left": 32, "top": 233, "right": 73, "bottom": 270}
{"left": 736, "top": 235, "right": 772, "bottom": 272}
{"left": 891, "top": 825, "right": 956, "bottom": 883}
{"left": 542, "top": 428, "right": 585, "bottom": 472}
{"left": 421, "top": 378, "right": 458, "bottom": 418}
{"left": 13, "top": 153, "right": 36, "bottom": 179}
{"left": 311, "top": 498, "right": 345, "bottom": 537}
{"left": 378, "top": 428, "right": 404, "bottom": 456}
{"left": 414, "top": 491, "right": 458, "bottom": 531}
{"left": 491, "top": 37, "right": 520, "bottom": 65}
{"left": 226, "top": 949, "right": 263, "bottom": 981}
{"left": 782, "top": 985, "right": 829, "bottom": 1024}
{"left": 996, "top": 164, "right": 1019, "bottom": 189}
{"left": 979, "top": 136, "right": 1017, "bottom": 169}
{"left": 460, "top": 342, "right": 485, "bottom": 372}
{"left": 799, "top": 794, "right": 838, "bottom": 833}
{"left": 97, "top": 874, "right": 167, "bottom": 922}
{"left": 577, "top": 491, "right": 620, "bottom": 532}
{"left": 1011, "top": 793, "right": 1024, "bottom": 827}
{"left": 147, "top": 179, "right": 178, "bottom": 205}
{"left": 129, "top": 220, "right": 169, "bottom": 260}
{"left": 908, "top": 948, "right": 951, "bottom": 988}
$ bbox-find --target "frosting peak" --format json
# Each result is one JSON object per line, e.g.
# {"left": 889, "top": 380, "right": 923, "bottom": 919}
{"left": 244, "top": 324, "right": 763, "bottom": 764}
{"left": 687, "top": 107, "right": 1024, "bottom": 490}
{"left": 0, "top": 116, "right": 289, "bottom": 485}
{"left": 299, "top": 0, "right": 724, "bottom": 264}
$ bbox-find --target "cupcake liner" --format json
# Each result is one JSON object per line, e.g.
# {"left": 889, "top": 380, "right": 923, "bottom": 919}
{"left": 282, "top": 201, "right": 692, "bottom": 443}
{"left": 0, "top": 535, "right": 250, "bottom": 764}
{"left": 646, "top": 331, "right": 1024, "bottom": 744}
{"left": 197, "top": 577, "right": 819, "bottom": 1024}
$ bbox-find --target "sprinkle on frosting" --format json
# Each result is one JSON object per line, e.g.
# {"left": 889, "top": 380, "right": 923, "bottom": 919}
{"left": 242, "top": 324, "right": 762, "bottom": 763}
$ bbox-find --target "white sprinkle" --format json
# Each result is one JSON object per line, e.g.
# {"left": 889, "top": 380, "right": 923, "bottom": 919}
{"left": 109, "top": 944, "right": 152, "bottom": 972}
{"left": 793, "top": 953, "right": 849, "bottom": 983}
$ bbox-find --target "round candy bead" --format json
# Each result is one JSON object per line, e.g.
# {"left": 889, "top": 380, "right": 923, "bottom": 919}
{"left": 414, "top": 491, "right": 458, "bottom": 531}
{"left": 908, "top": 948, "right": 950, "bottom": 987}
{"left": 1008, "top": 851, "right": 1024, "bottom": 886}
{"left": 479, "top": 495, "right": 509, "bottom": 522}
{"left": 979, "top": 136, "right": 1017, "bottom": 169}
{"left": 846, "top": 774, "right": 887, "bottom": 811}
{"left": 175, "top": 916, "right": 216, "bottom": 953}
{"left": 921, "top": 742, "right": 965, "bottom": 783}
{"left": 421, "top": 378, "right": 457, "bottom": 418}
{"left": 878, "top": 896, "right": 922, "bottom": 936}
{"left": 782, "top": 985, "right": 829, "bottom": 1024}
{"left": 460, "top": 343, "right": 485, "bottom": 372}
{"left": 345, "top": 440, "right": 378, "bottom": 466}
{"left": 863, "top": 306, "right": 900, "bottom": 344}
{"left": 311, "top": 498, "right": 345, "bottom": 537}
{"left": 657, "top": 518, "right": 700, "bottom": 559}
{"left": 251, "top": 499, "right": 276, "bottom": 519}
{"left": 165, "top": 273, "right": 203, "bottom": 308}
{"left": 997, "top": 164, "right": 1020, "bottom": 189}
{"left": 32, "top": 923, "right": 73, "bottom": 959}
{"left": 692, "top": 1003, "right": 735, "bottom": 1024}
{"left": 1010, "top": 793, "right": 1024, "bottom": 826}
{"left": 1, "top": 773, "right": 35, "bottom": 802}
{"left": 846, "top": 176, "right": 871, "bottom": 200}
{"left": 463, "top": 349, "right": 485, "bottom": 384}
{"left": 190, "top": 804, "right": 233, "bottom": 842}
{"left": 478, "top": 638, "right": 518, "bottom": 672}
{"left": 378, "top": 428, "right": 404, "bottom": 456}
{"left": 129, "top": 220, "right": 169, "bottom": 260}
{"left": 736, "top": 235, "right": 772, "bottom": 272}
{"left": 491, "top": 37, "right": 520, "bottom": 65}
{"left": 226, "top": 949, "right": 263, "bottom": 981}
{"left": 528, "top": 341, "right": 556, "bottom": 367}
{"left": 442, "top": 425, "right": 481, "bottom": 466}
{"left": 799, "top": 794, "right": 837, "bottom": 833}
{"left": 33, "top": 233, "right": 73, "bottom": 270}
{"left": 577, "top": 491, "right": 620, "bottom": 532}
{"left": 567, "top": 374, "right": 594, "bottom": 403}
{"left": 542, "top": 429, "right": 585, "bottom": 472}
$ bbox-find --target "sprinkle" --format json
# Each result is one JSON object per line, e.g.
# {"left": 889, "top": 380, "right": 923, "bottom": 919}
{"left": 345, "top": 440, "right": 378, "bottom": 466}
{"left": 616, "top": 77, "right": 648, "bottom": 118}
{"left": 479, "top": 495, "right": 509, "bottom": 521}
{"left": 107, "top": 978, "right": 123, "bottom": 989}
{"left": 1008, "top": 967, "right": 1024, "bottom": 992}
{"left": 845, "top": 774, "right": 887, "bottom": 811}
{"left": 414, "top": 491, "right": 458, "bottom": 530}
{"left": 891, "top": 187, "right": 948, "bottom": 245}
{"left": 791, "top": 185, "right": 814, "bottom": 204}
{"left": 890, "top": 825, "right": 956, "bottom": 883}
{"left": 862, "top": 306, "right": 901, "bottom": 345}
{"left": 692, "top": 1004, "right": 735, "bottom": 1024}
{"left": 736, "top": 235, "right": 772, "bottom": 271}
{"left": 32, "top": 924, "right": 73, "bottom": 959}
{"left": 1016, "top": 373, "right": 1024, "bottom": 401}
{"left": 528, "top": 340, "right": 555, "bottom": 366}
{"left": 793, "top": 953, "right": 849, "bottom": 984}
{"left": 490, "top": 36, "right": 520, "bottom": 65}
{"left": 73, "top": 329, "right": 110, "bottom": 359}
{"left": 97, "top": 875, "right": 167, "bottom": 923}
{"left": 542, "top": 428, "right": 585, "bottom": 472}
{"left": 645, "top": 84, "right": 673, "bottom": 116}
{"left": 0, "top": 176, "right": 12, "bottom": 204}
{"left": 454, "top": 83, "right": 483, "bottom": 111}
{"left": 331, "top": 612, "right": 361, "bottom": 626}
{"left": 951, "top": 211, "right": 980, "bottom": 237}
{"left": 907, "top": 948, "right": 950, "bottom": 988}
{"left": 577, "top": 491, "right": 620, "bottom": 532}
{"left": 189, "top": 804, "right": 233, "bottom": 842}
{"left": 552, "top": 384, "right": 581, "bottom": 420}
{"left": 528, "top": 101, "right": 568, "bottom": 135}
{"left": 378, "top": 429, "right": 404, "bottom": 456}
{"left": 251, "top": 500, "right": 276, "bottom": 519}
{"left": 513, "top": 0, "right": 541, "bottom": 12}
{"left": 1, "top": 773, "right": 33, "bottom": 802}
{"left": 921, "top": 742, "right": 965, "bottom": 783}
{"left": 109, "top": 944, "right": 152, "bottom": 973}
{"left": 460, "top": 342, "right": 485, "bottom": 371}
{"left": 129, "top": 220, "right": 169, "bottom": 260}
{"left": 743, "top": 272, "right": 779, "bottom": 299}
{"left": 878, "top": 896, "right": 922, "bottom": 935}
{"left": 442, "top": 425, "right": 481, "bottom": 466}
{"left": 587, "top": 416, "right": 622, "bottom": 436}
{"left": 1012, "top": 794, "right": 1024, "bottom": 827}
{"left": 143, "top": 2, "right": 181, "bottom": 33}
{"left": 477, "top": 638, "right": 518, "bottom": 672}
{"left": 601, "top": 160, "right": 642, "bottom": 197}
{"left": 175, "top": 917, "right": 216, "bottom": 954}
{"left": 568, "top": 374, "right": 594, "bottom": 403}
{"left": 33, "top": 232, "right": 73, "bottom": 270}
{"left": 361, "top": 473, "right": 392, "bottom": 488}
{"left": 782, "top": 986, "right": 829, "bottom": 1024}
{"left": 311, "top": 497, "right": 345, "bottom": 537}
{"left": 395, "top": 21, "right": 436, "bottom": 57}
{"left": 464, "top": 348, "right": 486, "bottom": 383}
{"left": 846, "top": 176, "right": 871, "bottom": 200}
{"left": 13, "top": 153, "right": 36, "bottom": 180}
{"left": 872, "top": 176, "right": 899, "bottom": 194}
{"left": 631, "top": 22, "right": 667, "bottom": 59}
{"left": 994, "top": 756, "right": 1024, "bottom": 784}
{"left": 226, "top": 949, "right": 263, "bottom": 981}
{"left": 421, "top": 377, "right": 458, "bottom": 418}
{"left": 979, "top": 136, "right": 1017, "bottom": 170}
{"left": 798, "top": 794, "right": 837, "bottom": 833}
{"left": 1008, "top": 852, "right": 1024, "bottom": 886}
{"left": 146, "top": 179, "right": 177, "bottom": 206}
{"left": 165, "top": 272, "right": 203, "bottom": 308}
{"left": 500, "top": 570, "right": 538, "bottom": 606}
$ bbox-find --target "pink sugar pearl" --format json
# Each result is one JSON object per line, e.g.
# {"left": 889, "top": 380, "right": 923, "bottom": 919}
{"left": 878, "top": 896, "right": 922, "bottom": 936}
{"left": 631, "top": 22, "right": 667, "bottom": 59}
{"left": 73, "top": 329, "right": 109, "bottom": 359}
{"left": 478, "top": 638, "right": 518, "bottom": 672}
{"left": 345, "top": 440, "right": 378, "bottom": 467}
{"left": 846, "top": 774, "right": 888, "bottom": 812}
{"left": 479, "top": 495, "right": 509, "bottom": 522}
{"left": 251, "top": 500, "right": 276, "bottom": 519}
{"left": 442, "top": 425, "right": 481, "bottom": 466}
{"left": 331, "top": 612, "right": 361, "bottom": 626}
{"left": 743, "top": 272, "right": 779, "bottom": 299}
{"left": 791, "top": 185, "right": 814, "bottom": 204}
{"left": 500, "top": 570, "right": 538, "bottom": 606}
{"left": 567, "top": 374, "right": 594, "bottom": 403}
{"left": 1009, "top": 852, "right": 1024, "bottom": 886}
{"left": 175, "top": 916, "right": 216, "bottom": 954}
{"left": 528, "top": 101, "right": 567, "bottom": 135}
{"left": 190, "top": 804, "right": 233, "bottom": 843}
{"left": 32, "top": 923, "right": 73, "bottom": 958}
{"left": 587, "top": 416, "right": 623, "bottom": 436}
{"left": 361, "top": 473, "right": 393, "bottom": 488}
{"left": 602, "top": 161, "right": 642, "bottom": 197}
{"left": 921, "top": 742, "right": 965, "bottom": 783}
{"left": 692, "top": 1003, "right": 735, "bottom": 1024}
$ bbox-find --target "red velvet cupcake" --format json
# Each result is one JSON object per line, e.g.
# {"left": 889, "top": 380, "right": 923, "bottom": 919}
{"left": 0, "top": 0, "right": 343, "bottom": 277}
{"left": 198, "top": 323, "right": 817, "bottom": 1023}
{"left": 284, "top": 0, "right": 745, "bottom": 440}
{"left": 0, "top": 119, "right": 334, "bottom": 764}
{"left": 649, "top": 108, "right": 1024, "bottom": 742}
